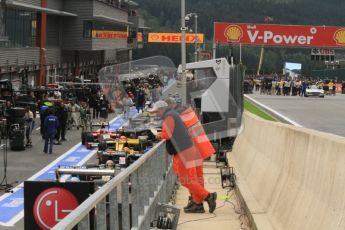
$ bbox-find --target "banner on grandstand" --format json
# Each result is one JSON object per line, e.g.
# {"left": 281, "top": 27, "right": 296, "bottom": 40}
{"left": 214, "top": 22, "right": 345, "bottom": 47}
{"left": 92, "top": 30, "right": 127, "bottom": 39}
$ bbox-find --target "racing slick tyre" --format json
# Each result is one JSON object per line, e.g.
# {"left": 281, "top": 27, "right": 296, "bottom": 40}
{"left": 84, "top": 132, "right": 94, "bottom": 148}
{"left": 98, "top": 141, "right": 107, "bottom": 151}
{"left": 138, "top": 139, "right": 148, "bottom": 151}
{"left": 8, "top": 117, "right": 26, "bottom": 129}
{"left": 10, "top": 129, "right": 25, "bottom": 151}
{"left": 7, "top": 107, "right": 26, "bottom": 118}
{"left": 81, "top": 131, "right": 88, "bottom": 145}
{"left": 85, "top": 132, "right": 94, "bottom": 143}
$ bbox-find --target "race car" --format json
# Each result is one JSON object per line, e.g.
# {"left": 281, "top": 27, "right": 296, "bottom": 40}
{"left": 81, "top": 122, "right": 115, "bottom": 148}
{"left": 305, "top": 85, "right": 325, "bottom": 97}
{"left": 97, "top": 136, "right": 144, "bottom": 151}
{"left": 82, "top": 123, "right": 156, "bottom": 150}
{"left": 96, "top": 135, "right": 153, "bottom": 167}
{"left": 97, "top": 149, "right": 143, "bottom": 167}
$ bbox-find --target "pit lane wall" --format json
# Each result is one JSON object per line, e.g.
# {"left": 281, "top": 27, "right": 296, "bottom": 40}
{"left": 230, "top": 111, "right": 345, "bottom": 230}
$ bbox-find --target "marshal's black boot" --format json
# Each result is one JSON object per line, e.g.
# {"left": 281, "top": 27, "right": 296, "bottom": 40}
{"left": 183, "top": 202, "right": 205, "bottom": 213}
{"left": 183, "top": 196, "right": 193, "bottom": 210}
{"left": 204, "top": 192, "right": 217, "bottom": 213}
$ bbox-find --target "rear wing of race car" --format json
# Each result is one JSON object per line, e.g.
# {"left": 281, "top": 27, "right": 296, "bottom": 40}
{"left": 90, "top": 121, "right": 110, "bottom": 131}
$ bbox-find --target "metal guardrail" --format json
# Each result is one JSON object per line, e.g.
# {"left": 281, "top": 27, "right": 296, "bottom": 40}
{"left": 52, "top": 141, "right": 177, "bottom": 230}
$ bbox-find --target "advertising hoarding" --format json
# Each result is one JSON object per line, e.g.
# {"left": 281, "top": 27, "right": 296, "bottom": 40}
{"left": 214, "top": 22, "right": 345, "bottom": 47}
{"left": 148, "top": 33, "right": 204, "bottom": 44}
{"left": 24, "top": 181, "right": 94, "bottom": 230}
{"left": 92, "top": 30, "right": 128, "bottom": 39}
{"left": 137, "top": 32, "right": 143, "bottom": 43}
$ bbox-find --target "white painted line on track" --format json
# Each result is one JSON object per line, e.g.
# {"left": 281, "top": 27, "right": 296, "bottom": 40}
{"left": 245, "top": 94, "right": 303, "bottom": 127}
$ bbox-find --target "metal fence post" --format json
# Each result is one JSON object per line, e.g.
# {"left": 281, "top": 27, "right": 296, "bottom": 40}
{"left": 121, "top": 178, "right": 130, "bottom": 230}
{"left": 131, "top": 170, "right": 140, "bottom": 228}
{"left": 137, "top": 166, "right": 145, "bottom": 215}
{"left": 109, "top": 188, "right": 119, "bottom": 229}
{"left": 148, "top": 156, "right": 155, "bottom": 196}
{"left": 96, "top": 198, "right": 107, "bottom": 229}
{"left": 154, "top": 151, "right": 161, "bottom": 192}
{"left": 77, "top": 215, "right": 90, "bottom": 230}
{"left": 142, "top": 161, "right": 151, "bottom": 201}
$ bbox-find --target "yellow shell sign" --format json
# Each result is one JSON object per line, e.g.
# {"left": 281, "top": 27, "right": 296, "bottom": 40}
{"left": 334, "top": 29, "right": 345, "bottom": 45}
{"left": 224, "top": 25, "right": 243, "bottom": 42}
{"left": 148, "top": 33, "right": 204, "bottom": 43}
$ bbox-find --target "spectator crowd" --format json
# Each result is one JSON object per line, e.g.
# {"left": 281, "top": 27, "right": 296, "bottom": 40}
{"left": 246, "top": 77, "right": 345, "bottom": 97}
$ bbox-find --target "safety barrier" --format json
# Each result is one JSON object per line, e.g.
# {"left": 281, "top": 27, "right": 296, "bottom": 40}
{"left": 231, "top": 112, "right": 345, "bottom": 230}
{"left": 52, "top": 141, "right": 177, "bottom": 230}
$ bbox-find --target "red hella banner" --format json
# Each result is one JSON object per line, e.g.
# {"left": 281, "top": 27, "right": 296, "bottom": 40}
{"left": 214, "top": 22, "right": 345, "bottom": 47}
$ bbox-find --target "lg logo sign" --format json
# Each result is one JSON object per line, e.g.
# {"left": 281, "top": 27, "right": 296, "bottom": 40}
{"left": 33, "top": 187, "right": 79, "bottom": 229}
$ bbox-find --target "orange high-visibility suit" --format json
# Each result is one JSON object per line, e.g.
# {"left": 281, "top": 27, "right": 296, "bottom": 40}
{"left": 160, "top": 109, "right": 209, "bottom": 204}
{"left": 180, "top": 107, "right": 215, "bottom": 187}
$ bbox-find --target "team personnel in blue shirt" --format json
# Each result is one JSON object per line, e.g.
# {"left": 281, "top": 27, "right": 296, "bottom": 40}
{"left": 43, "top": 109, "right": 59, "bottom": 154}
{"left": 40, "top": 104, "right": 49, "bottom": 139}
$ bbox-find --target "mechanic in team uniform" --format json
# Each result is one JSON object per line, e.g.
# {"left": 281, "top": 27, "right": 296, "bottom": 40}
{"left": 135, "top": 88, "right": 146, "bottom": 113}
{"left": 90, "top": 93, "right": 101, "bottom": 119}
{"left": 122, "top": 93, "right": 133, "bottom": 119}
{"left": 43, "top": 109, "right": 59, "bottom": 154}
{"left": 99, "top": 95, "right": 109, "bottom": 122}
{"left": 70, "top": 101, "right": 80, "bottom": 130}
{"left": 39, "top": 103, "right": 49, "bottom": 139}
{"left": 79, "top": 101, "right": 90, "bottom": 132}
{"left": 55, "top": 102, "right": 69, "bottom": 143}
{"left": 24, "top": 106, "right": 34, "bottom": 146}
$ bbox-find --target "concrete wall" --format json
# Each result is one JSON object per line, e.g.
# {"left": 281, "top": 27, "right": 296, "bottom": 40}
{"left": 47, "top": 15, "right": 61, "bottom": 47}
{"left": 0, "top": 48, "right": 39, "bottom": 66}
{"left": 231, "top": 112, "right": 345, "bottom": 230}
{"left": 62, "top": 0, "right": 129, "bottom": 51}
{"left": 93, "top": 1, "right": 128, "bottom": 21}
{"left": 92, "top": 39, "right": 127, "bottom": 51}
{"left": 15, "top": 0, "right": 40, "bottom": 6}
{"left": 47, "top": 0, "right": 63, "bottom": 10}
{"left": 62, "top": 0, "right": 93, "bottom": 50}
{"left": 46, "top": 47, "right": 61, "bottom": 65}
{"left": 104, "top": 49, "right": 117, "bottom": 61}
{"left": 92, "top": 1, "right": 129, "bottom": 50}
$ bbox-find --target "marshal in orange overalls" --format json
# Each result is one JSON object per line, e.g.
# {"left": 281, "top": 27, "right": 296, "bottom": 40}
{"left": 160, "top": 111, "right": 210, "bottom": 204}
{"left": 179, "top": 107, "right": 215, "bottom": 187}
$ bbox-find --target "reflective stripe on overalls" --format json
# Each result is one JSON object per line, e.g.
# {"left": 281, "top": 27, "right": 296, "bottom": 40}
{"left": 180, "top": 108, "right": 215, "bottom": 159}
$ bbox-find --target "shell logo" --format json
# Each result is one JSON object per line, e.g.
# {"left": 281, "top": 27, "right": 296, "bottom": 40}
{"left": 334, "top": 28, "right": 345, "bottom": 45}
{"left": 150, "top": 34, "right": 160, "bottom": 41}
{"left": 224, "top": 25, "right": 243, "bottom": 42}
